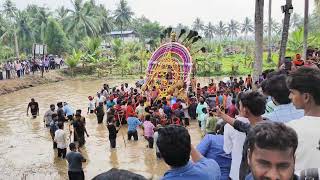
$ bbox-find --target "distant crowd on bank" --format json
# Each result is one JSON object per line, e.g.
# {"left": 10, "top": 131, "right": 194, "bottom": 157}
{"left": 0, "top": 55, "right": 64, "bottom": 80}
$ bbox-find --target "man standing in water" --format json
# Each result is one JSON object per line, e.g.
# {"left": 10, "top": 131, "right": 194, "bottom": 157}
{"left": 71, "top": 110, "right": 89, "bottom": 147}
{"left": 57, "top": 102, "right": 66, "bottom": 122}
{"left": 43, "top": 104, "right": 56, "bottom": 127}
{"left": 63, "top": 102, "right": 75, "bottom": 121}
{"left": 66, "top": 143, "right": 86, "bottom": 180}
{"left": 27, "top": 98, "right": 39, "bottom": 118}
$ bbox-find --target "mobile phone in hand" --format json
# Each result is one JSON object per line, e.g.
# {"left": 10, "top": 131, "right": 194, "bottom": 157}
{"left": 284, "top": 57, "right": 292, "bottom": 71}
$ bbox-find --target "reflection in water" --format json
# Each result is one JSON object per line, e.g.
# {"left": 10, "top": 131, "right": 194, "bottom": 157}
{"left": 0, "top": 79, "right": 206, "bottom": 179}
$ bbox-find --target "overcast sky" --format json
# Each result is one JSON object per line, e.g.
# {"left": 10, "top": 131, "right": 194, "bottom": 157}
{"left": 5, "top": 0, "right": 315, "bottom": 26}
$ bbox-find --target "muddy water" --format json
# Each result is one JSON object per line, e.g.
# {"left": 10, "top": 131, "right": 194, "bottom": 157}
{"left": 0, "top": 79, "right": 210, "bottom": 180}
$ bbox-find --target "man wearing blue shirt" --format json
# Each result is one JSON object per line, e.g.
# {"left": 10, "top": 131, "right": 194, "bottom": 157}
{"left": 262, "top": 74, "right": 304, "bottom": 123}
{"left": 157, "top": 125, "right": 221, "bottom": 180}
{"left": 197, "top": 123, "right": 232, "bottom": 180}
{"left": 63, "top": 102, "right": 75, "bottom": 121}
{"left": 127, "top": 116, "right": 142, "bottom": 141}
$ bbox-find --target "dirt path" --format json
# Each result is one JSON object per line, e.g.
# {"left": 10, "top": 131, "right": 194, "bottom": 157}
{"left": 0, "top": 71, "right": 66, "bottom": 96}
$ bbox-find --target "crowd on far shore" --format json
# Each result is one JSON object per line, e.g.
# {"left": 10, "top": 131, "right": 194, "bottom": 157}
{"left": 0, "top": 55, "right": 64, "bottom": 80}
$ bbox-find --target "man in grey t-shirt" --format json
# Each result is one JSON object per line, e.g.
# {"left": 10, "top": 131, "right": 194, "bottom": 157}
{"left": 66, "top": 143, "right": 86, "bottom": 180}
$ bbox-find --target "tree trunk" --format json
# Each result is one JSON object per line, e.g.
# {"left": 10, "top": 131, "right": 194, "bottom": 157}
{"left": 14, "top": 27, "right": 19, "bottom": 58}
{"left": 253, "top": 0, "right": 264, "bottom": 84}
{"left": 140, "top": 58, "right": 143, "bottom": 74}
{"left": 267, "top": 0, "right": 272, "bottom": 63}
{"left": 120, "top": 23, "right": 124, "bottom": 41}
{"left": 278, "top": 0, "right": 292, "bottom": 67}
{"left": 303, "top": 0, "right": 309, "bottom": 60}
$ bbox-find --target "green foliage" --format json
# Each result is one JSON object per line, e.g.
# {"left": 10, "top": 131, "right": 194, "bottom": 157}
{"left": 81, "top": 37, "right": 104, "bottom": 64}
{"left": 111, "top": 38, "right": 123, "bottom": 59}
{"left": 45, "top": 18, "right": 70, "bottom": 55}
{"left": 136, "top": 22, "right": 162, "bottom": 41}
{"left": 114, "top": 0, "right": 134, "bottom": 34}
{"left": 118, "top": 53, "right": 130, "bottom": 76}
{"left": 65, "top": 49, "right": 83, "bottom": 76}
{"left": 287, "top": 28, "right": 318, "bottom": 53}
{"left": 0, "top": 43, "right": 14, "bottom": 61}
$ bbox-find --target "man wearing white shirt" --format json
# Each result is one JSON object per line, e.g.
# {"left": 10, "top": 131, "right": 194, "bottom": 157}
{"left": 224, "top": 115, "right": 249, "bottom": 180}
{"left": 286, "top": 67, "right": 320, "bottom": 173}
{"left": 54, "top": 122, "right": 67, "bottom": 159}
{"left": 95, "top": 92, "right": 106, "bottom": 107}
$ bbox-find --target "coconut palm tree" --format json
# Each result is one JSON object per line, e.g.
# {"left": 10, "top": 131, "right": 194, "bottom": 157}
{"left": 56, "top": 6, "right": 70, "bottom": 19}
{"left": 31, "top": 7, "right": 51, "bottom": 44}
{"left": 253, "top": 0, "right": 264, "bottom": 84}
{"left": 215, "top": 21, "right": 226, "bottom": 41}
{"left": 114, "top": 0, "right": 134, "bottom": 40}
{"left": 241, "top": 17, "right": 254, "bottom": 41}
{"left": 204, "top": 22, "right": 215, "bottom": 40}
{"left": 227, "top": 20, "right": 239, "bottom": 40}
{"left": 267, "top": 0, "right": 272, "bottom": 63}
{"left": 278, "top": 0, "right": 293, "bottom": 67}
{"left": 303, "top": 0, "right": 309, "bottom": 60}
{"left": 2, "top": 0, "right": 19, "bottom": 58}
{"left": 97, "top": 5, "right": 113, "bottom": 35}
{"left": 192, "top": 17, "right": 204, "bottom": 34}
{"left": 16, "top": 11, "right": 34, "bottom": 53}
{"left": 290, "top": 13, "right": 303, "bottom": 30}
{"left": 65, "top": 0, "right": 100, "bottom": 38}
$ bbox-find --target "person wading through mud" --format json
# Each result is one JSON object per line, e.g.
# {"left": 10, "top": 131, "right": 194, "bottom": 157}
{"left": 70, "top": 110, "right": 89, "bottom": 147}
{"left": 27, "top": 98, "right": 39, "bottom": 118}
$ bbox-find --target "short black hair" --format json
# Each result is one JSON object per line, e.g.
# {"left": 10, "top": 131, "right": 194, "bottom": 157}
{"left": 247, "top": 122, "right": 298, "bottom": 155}
{"left": 76, "top": 109, "right": 82, "bottom": 115}
{"left": 287, "top": 67, "right": 320, "bottom": 105}
{"left": 92, "top": 168, "right": 147, "bottom": 180}
{"left": 260, "top": 80, "right": 269, "bottom": 95}
{"left": 58, "top": 122, "right": 64, "bottom": 129}
{"left": 157, "top": 125, "right": 191, "bottom": 167}
{"left": 57, "top": 102, "right": 63, "bottom": 107}
{"left": 266, "top": 74, "right": 291, "bottom": 104}
{"left": 145, "top": 114, "right": 151, "bottom": 121}
{"left": 215, "top": 121, "right": 226, "bottom": 135}
{"left": 240, "top": 91, "right": 266, "bottom": 116}
{"left": 69, "top": 143, "right": 76, "bottom": 150}
{"left": 231, "top": 99, "right": 236, "bottom": 104}
{"left": 107, "top": 116, "right": 114, "bottom": 123}
{"left": 50, "top": 104, "right": 55, "bottom": 108}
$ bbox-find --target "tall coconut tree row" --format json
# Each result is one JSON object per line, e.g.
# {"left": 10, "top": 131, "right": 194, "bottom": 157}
{"left": 0, "top": 0, "right": 156, "bottom": 56}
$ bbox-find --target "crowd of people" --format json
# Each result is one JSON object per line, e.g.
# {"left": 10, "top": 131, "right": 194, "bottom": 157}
{"left": 26, "top": 57, "right": 320, "bottom": 180}
{"left": 0, "top": 55, "right": 64, "bottom": 80}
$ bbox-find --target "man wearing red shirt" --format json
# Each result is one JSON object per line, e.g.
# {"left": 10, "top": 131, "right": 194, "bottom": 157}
{"left": 171, "top": 99, "right": 181, "bottom": 111}
{"left": 208, "top": 83, "right": 217, "bottom": 95}
{"left": 126, "top": 100, "right": 136, "bottom": 120}
{"left": 227, "top": 99, "right": 238, "bottom": 118}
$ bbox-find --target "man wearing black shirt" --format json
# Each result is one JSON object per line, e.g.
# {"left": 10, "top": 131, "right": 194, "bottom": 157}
{"left": 27, "top": 98, "right": 39, "bottom": 118}
{"left": 95, "top": 102, "right": 105, "bottom": 124}
{"left": 57, "top": 102, "right": 66, "bottom": 122}
{"left": 107, "top": 116, "right": 119, "bottom": 148}
{"left": 71, "top": 110, "right": 89, "bottom": 147}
